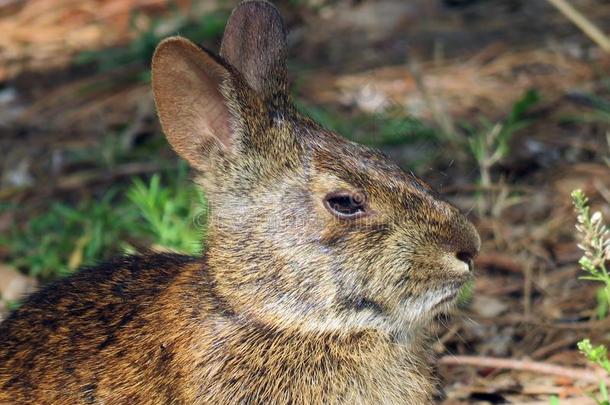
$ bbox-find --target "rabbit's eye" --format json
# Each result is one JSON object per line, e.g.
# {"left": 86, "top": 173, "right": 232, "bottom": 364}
{"left": 324, "top": 191, "right": 367, "bottom": 219}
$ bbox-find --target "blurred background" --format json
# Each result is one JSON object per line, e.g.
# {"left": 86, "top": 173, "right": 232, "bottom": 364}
{"left": 0, "top": 0, "right": 609, "bottom": 403}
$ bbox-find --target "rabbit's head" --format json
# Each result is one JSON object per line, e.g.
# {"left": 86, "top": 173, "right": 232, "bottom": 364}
{"left": 152, "top": 0, "right": 480, "bottom": 339}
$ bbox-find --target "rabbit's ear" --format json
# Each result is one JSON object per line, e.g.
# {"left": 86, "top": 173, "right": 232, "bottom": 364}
{"left": 152, "top": 37, "right": 235, "bottom": 169}
{"left": 220, "top": 0, "right": 288, "bottom": 104}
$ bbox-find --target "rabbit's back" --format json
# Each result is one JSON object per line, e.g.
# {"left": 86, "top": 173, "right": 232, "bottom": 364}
{"left": 0, "top": 253, "right": 202, "bottom": 404}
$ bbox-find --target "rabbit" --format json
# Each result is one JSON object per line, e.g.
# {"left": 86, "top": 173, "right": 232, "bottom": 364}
{"left": 0, "top": 1, "right": 480, "bottom": 404}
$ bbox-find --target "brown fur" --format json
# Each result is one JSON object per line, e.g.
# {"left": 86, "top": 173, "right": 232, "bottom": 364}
{"left": 0, "top": 1, "right": 480, "bottom": 403}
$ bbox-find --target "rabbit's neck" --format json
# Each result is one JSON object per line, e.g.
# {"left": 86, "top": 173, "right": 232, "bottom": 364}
{"left": 177, "top": 273, "right": 437, "bottom": 404}
{"left": 202, "top": 234, "right": 429, "bottom": 345}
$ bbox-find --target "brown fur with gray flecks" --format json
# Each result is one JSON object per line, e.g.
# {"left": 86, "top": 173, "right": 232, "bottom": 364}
{"left": 0, "top": 1, "right": 480, "bottom": 403}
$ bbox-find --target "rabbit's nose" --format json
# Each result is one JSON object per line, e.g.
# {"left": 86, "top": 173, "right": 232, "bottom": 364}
{"left": 456, "top": 250, "right": 475, "bottom": 271}
{"left": 442, "top": 218, "right": 480, "bottom": 272}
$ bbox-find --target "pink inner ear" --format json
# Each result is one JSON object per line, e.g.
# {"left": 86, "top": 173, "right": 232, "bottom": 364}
{"left": 183, "top": 59, "right": 233, "bottom": 149}
{"left": 204, "top": 101, "right": 232, "bottom": 149}
{"left": 152, "top": 37, "right": 234, "bottom": 166}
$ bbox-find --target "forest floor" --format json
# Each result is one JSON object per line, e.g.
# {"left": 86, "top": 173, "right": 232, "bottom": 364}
{"left": 1, "top": 0, "right": 610, "bottom": 403}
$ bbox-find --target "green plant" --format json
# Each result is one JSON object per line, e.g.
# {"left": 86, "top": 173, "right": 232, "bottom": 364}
{"left": 3, "top": 190, "right": 139, "bottom": 280}
{"left": 2, "top": 164, "right": 205, "bottom": 283}
{"left": 597, "top": 287, "right": 609, "bottom": 320}
{"left": 579, "top": 339, "right": 610, "bottom": 373}
{"left": 573, "top": 189, "right": 610, "bottom": 312}
{"left": 468, "top": 89, "right": 540, "bottom": 189}
{"left": 572, "top": 189, "right": 610, "bottom": 405}
{"left": 466, "top": 90, "right": 539, "bottom": 217}
{"left": 127, "top": 169, "right": 204, "bottom": 255}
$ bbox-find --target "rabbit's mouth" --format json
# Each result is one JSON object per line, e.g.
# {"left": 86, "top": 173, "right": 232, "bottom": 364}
{"left": 428, "top": 284, "right": 463, "bottom": 312}
{"left": 390, "top": 286, "right": 462, "bottom": 338}
{"left": 434, "top": 291, "right": 458, "bottom": 307}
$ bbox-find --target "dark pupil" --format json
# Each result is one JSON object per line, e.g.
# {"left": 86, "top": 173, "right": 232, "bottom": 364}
{"left": 328, "top": 195, "right": 363, "bottom": 215}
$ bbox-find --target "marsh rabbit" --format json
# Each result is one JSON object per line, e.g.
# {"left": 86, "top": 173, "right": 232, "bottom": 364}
{"left": 0, "top": 1, "right": 480, "bottom": 403}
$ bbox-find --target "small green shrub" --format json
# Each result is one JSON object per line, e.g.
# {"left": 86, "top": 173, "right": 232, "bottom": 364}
{"left": 2, "top": 190, "right": 138, "bottom": 280}
{"left": 572, "top": 189, "right": 610, "bottom": 314}
{"left": 127, "top": 170, "right": 204, "bottom": 255}
{"left": 2, "top": 166, "right": 205, "bottom": 282}
{"left": 467, "top": 89, "right": 540, "bottom": 188}
{"left": 571, "top": 189, "right": 610, "bottom": 405}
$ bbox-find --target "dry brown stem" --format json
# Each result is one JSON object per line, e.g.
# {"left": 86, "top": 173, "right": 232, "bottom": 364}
{"left": 545, "top": 0, "right": 610, "bottom": 52}
{"left": 440, "top": 355, "right": 607, "bottom": 384}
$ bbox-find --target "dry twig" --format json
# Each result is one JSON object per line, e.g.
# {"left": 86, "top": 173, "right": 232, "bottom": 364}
{"left": 545, "top": 0, "right": 610, "bottom": 52}
{"left": 440, "top": 355, "right": 607, "bottom": 384}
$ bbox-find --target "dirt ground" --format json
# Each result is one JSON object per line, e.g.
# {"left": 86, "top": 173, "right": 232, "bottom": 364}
{"left": 1, "top": 0, "right": 610, "bottom": 403}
